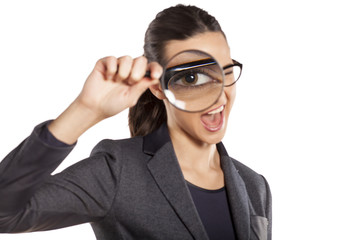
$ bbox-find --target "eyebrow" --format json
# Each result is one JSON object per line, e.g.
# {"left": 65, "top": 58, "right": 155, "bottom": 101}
{"left": 166, "top": 58, "right": 217, "bottom": 72}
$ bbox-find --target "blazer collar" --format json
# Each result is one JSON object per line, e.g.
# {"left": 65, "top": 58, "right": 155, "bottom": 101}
{"left": 218, "top": 143, "right": 251, "bottom": 240}
{"left": 144, "top": 123, "right": 208, "bottom": 239}
{"left": 143, "top": 123, "right": 250, "bottom": 240}
{"left": 143, "top": 123, "right": 171, "bottom": 155}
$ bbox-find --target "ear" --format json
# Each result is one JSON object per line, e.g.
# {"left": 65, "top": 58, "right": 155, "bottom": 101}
{"left": 149, "top": 83, "right": 166, "bottom": 100}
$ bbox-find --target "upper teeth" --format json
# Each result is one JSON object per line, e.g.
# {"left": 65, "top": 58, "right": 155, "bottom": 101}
{"left": 207, "top": 105, "right": 224, "bottom": 114}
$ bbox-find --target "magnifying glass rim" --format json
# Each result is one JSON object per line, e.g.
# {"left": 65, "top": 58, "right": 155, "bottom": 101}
{"left": 161, "top": 49, "right": 225, "bottom": 113}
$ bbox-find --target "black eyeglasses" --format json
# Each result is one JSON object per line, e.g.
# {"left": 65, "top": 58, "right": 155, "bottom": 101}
{"left": 164, "top": 58, "right": 243, "bottom": 87}
{"left": 152, "top": 49, "right": 243, "bottom": 112}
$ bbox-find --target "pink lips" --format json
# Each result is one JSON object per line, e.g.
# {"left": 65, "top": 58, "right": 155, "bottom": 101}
{"left": 200, "top": 105, "right": 225, "bottom": 132}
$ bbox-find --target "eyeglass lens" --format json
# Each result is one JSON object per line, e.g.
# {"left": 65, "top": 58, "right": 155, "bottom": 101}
{"left": 224, "top": 63, "right": 242, "bottom": 86}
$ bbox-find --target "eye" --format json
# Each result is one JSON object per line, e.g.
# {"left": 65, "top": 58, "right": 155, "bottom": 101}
{"left": 183, "top": 73, "right": 197, "bottom": 84}
{"left": 172, "top": 71, "right": 213, "bottom": 87}
{"left": 224, "top": 69, "right": 234, "bottom": 76}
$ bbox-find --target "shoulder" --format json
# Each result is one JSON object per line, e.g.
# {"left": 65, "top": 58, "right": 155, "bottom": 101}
{"left": 86, "top": 136, "right": 147, "bottom": 169}
{"left": 76, "top": 136, "right": 149, "bottom": 178}
{"left": 90, "top": 136, "right": 144, "bottom": 156}
{"left": 230, "top": 158, "right": 271, "bottom": 216}
{"left": 231, "top": 158, "right": 267, "bottom": 190}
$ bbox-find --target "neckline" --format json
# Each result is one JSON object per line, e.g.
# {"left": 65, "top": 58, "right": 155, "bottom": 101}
{"left": 186, "top": 180, "right": 225, "bottom": 193}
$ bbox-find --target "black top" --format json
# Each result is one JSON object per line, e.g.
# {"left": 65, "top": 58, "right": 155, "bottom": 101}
{"left": 187, "top": 182, "right": 237, "bottom": 240}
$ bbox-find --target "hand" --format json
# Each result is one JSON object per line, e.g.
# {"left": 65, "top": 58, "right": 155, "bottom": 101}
{"left": 76, "top": 55, "right": 163, "bottom": 120}
{"left": 48, "top": 56, "right": 162, "bottom": 144}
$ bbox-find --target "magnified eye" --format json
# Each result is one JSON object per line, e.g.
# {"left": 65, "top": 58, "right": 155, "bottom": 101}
{"left": 183, "top": 73, "right": 197, "bottom": 84}
{"left": 172, "top": 71, "right": 213, "bottom": 87}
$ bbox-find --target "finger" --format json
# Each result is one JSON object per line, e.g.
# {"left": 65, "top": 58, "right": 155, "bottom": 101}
{"left": 128, "top": 56, "right": 148, "bottom": 85}
{"left": 98, "top": 56, "right": 118, "bottom": 80}
{"left": 147, "top": 61, "right": 163, "bottom": 80}
{"left": 132, "top": 76, "right": 160, "bottom": 98}
{"left": 131, "top": 61, "right": 162, "bottom": 96}
{"left": 116, "top": 55, "right": 133, "bottom": 82}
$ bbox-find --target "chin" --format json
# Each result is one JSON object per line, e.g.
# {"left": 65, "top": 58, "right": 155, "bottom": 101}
{"left": 200, "top": 125, "right": 227, "bottom": 145}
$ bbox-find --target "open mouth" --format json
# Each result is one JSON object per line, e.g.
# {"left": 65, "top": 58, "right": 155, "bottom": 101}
{"left": 200, "top": 105, "right": 225, "bottom": 132}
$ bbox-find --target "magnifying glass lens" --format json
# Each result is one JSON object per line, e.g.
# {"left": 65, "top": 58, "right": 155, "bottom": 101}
{"left": 162, "top": 50, "right": 224, "bottom": 112}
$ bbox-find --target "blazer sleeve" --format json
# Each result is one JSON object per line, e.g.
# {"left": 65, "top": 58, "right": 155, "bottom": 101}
{"left": 0, "top": 122, "right": 120, "bottom": 233}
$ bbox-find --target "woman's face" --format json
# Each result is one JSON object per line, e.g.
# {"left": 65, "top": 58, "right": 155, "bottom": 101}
{"left": 161, "top": 31, "right": 236, "bottom": 145}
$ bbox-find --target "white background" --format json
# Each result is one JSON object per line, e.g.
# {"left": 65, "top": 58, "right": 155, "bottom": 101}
{"left": 0, "top": 0, "right": 359, "bottom": 239}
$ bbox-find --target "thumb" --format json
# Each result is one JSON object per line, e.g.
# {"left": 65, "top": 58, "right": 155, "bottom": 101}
{"left": 133, "top": 77, "right": 160, "bottom": 96}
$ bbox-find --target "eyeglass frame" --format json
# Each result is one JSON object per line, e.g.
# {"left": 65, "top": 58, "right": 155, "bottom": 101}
{"left": 223, "top": 59, "right": 243, "bottom": 87}
{"left": 162, "top": 58, "right": 243, "bottom": 87}
{"left": 161, "top": 58, "right": 243, "bottom": 113}
{"left": 144, "top": 51, "right": 244, "bottom": 113}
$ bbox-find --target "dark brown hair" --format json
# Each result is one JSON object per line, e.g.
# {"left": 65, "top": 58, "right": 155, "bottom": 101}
{"left": 128, "top": 4, "right": 225, "bottom": 137}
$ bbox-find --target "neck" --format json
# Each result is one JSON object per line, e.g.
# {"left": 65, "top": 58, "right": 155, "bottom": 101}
{"left": 168, "top": 126, "right": 220, "bottom": 171}
{"left": 168, "top": 124, "right": 225, "bottom": 190}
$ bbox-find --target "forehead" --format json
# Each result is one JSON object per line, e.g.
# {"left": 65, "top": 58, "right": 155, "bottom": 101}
{"left": 164, "top": 32, "right": 231, "bottom": 66}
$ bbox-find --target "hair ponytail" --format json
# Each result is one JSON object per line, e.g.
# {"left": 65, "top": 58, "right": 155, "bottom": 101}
{"left": 128, "top": 89, "right": 166, "bottom": 137}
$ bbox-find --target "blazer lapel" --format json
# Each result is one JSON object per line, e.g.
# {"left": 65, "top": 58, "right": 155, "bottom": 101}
{"left": 144, "top": 124, "right": 209, "bottom": 240}
{"left": 218, "top": 143, "right": 251, "bottom": 240}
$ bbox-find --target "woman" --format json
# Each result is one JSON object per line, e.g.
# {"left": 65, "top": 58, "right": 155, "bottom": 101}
{"left": 0, "top": 4, "right": 271, "bottom": 240}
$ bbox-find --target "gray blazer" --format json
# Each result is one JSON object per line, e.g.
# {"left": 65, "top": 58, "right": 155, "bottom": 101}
{"left": 0, "top": 122, "right": 271, "bottom": 240}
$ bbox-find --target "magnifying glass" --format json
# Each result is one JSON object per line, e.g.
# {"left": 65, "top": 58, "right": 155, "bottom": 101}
{"left": 162, "top": 50, "right": 225, "bottom": 113}
{"left": 146, "top": 50, "right": 225, "bottom": 112}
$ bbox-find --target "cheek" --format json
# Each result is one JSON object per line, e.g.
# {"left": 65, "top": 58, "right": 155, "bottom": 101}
{"left": 166, "top": 102, "right": 199, "bottom": 128}
{"left": 226, "top": 86, "right": 236, "bottom": 109}
{"left": 175, "top": 111, "right": 199, "bottom": 129}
